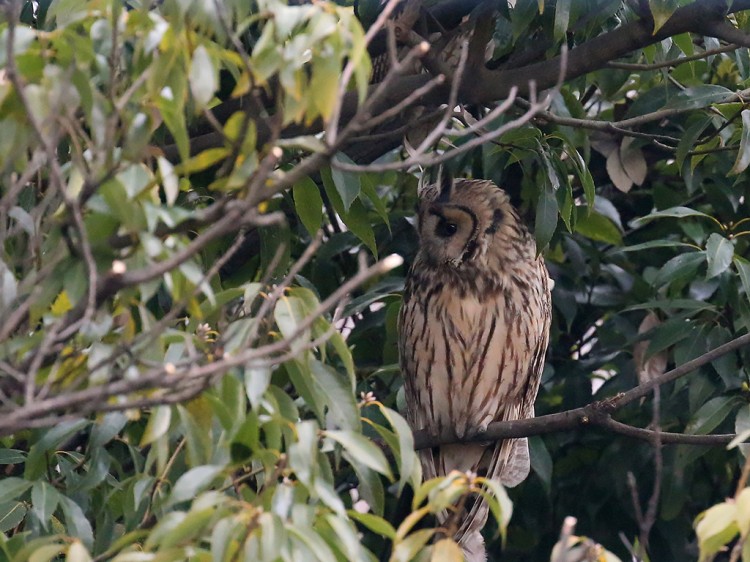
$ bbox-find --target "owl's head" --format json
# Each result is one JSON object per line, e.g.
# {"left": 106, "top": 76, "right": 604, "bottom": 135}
{"left": 417, "top": 175, "right": 533, "bottom": 270}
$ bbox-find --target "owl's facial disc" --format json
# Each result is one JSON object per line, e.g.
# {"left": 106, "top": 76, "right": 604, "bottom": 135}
{"left": 434, "top": 216, "right": 458, "bottom": 238}
{"left": 423, "top": 204, "right": 479, "bottom": 268}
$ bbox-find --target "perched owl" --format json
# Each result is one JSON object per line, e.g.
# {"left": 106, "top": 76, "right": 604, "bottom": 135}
{"left": 398, "top": 176, "right": 552, "bottom": 561}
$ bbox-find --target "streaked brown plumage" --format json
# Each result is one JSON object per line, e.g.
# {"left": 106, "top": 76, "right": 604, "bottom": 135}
{"left": 398, "top": 177, "right": 551, "bottom": 561}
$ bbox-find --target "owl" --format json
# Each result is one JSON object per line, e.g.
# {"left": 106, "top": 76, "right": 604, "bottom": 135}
{"left": 398, "top": 176, "right": 552, "bottom": 561}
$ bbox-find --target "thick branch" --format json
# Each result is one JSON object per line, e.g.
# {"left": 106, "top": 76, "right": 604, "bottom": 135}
{"left": 166, "top": 0, "right": 750, "bottom": 162}
{"left": 413, "top": 331, "right": 750, "bottom": 450}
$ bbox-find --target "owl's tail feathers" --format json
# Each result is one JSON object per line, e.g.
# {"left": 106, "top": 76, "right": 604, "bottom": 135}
{"left": 499, "top": 437, "right": 530, "bottom": 487}
{"left": 458, "top": 530, "right": 487, "bottom": 562}
{"left": 453, "top": 437, "right": 529, "bottom": 561}
{"left": 422, "top": 438, "right": 530, "bottom": 561}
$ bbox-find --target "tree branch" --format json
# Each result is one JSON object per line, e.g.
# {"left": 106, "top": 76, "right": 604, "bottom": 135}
{"left": 413, "top": 331, "right": 750, "bottom": 450}
{"left": 163, "top": 0, "right": 750, "bottom": 164}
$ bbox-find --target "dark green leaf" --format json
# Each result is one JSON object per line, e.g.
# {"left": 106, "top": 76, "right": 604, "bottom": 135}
{"left": 330, "top": 156, "right": 361, "bottom": 213}
{"left": 730, "top": 109, "right": 750, "bottom": 175}
{"left": 575, "top": 211, "right": 622, "bottom": 245}
{"left": 705, "top": 233, "right": 734, "bottom": 279}
{"left": 735, "top": 257, "right": 750, "bottom": 302}
{"left": 663, "top": 85, "right": 732, "bottom": 110}
{"left": 25, "top": 420, "right": 89, "bottom": 480}
{"left": 309, "top": 359, "right": 359, "bottom": 430}
{"left": 293, "top": 177, "right": 324, "bottom": 237}
{"left": 327, "top": 430, "right": 392, "bottom": 479}
{"left": 632, "top": 206, "right": 715, "bottom": 226}
{"left": 0, "top": 478, "right": 32, "bottom": 504}
{"left": 535, "top": 185, "right": 558, "bottom": 252}
{"left": 31, "top": 482, "right": 60, "bottom": 531}
{"left": 0, "top": 450, "right": 25, "bottom": 465}
{"left": 347, "top": 510, "right": 396, "bottom": 539}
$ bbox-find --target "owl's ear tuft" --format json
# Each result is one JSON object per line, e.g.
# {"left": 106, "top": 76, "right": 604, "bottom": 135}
{"left": 438, "top": 169, "right": 453, "bottom": 202}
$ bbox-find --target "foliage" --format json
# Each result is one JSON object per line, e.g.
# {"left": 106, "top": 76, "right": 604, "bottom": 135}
{"left": 0, "top": 0, "right": 750, "bottom": 561}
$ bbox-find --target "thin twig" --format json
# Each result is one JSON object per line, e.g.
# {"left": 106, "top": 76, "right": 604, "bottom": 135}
{"left": 607, "top": 43, "right": 738, "bottom": 70}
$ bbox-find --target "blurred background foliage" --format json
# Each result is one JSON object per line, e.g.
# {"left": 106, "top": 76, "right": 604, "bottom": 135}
{"left": 1, "top": 0, "right": 750, "bottom": 561}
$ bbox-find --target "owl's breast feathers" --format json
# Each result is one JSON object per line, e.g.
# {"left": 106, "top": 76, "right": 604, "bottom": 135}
{"left": 400, "top": 253, "right": 550, "bottom": 439}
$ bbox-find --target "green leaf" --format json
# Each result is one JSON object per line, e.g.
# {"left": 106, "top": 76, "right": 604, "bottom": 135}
{"left": 342, "top": 198, "right": 378, "bottom": 257}
{"left": 431, "top": 538, "right": 463, "bottom": 562}
{"left": 160, "top": 506, "right": 216, "bottom": 549}
{"left": 0, "top": 478, "right": 32, "bottom": 504}
{"left": 633, "top": 206, "right": 716, "bottom": 225}
{"left": 31, "top": 482, "right": 60, "bottom": 530}
{"left": 287, "top": 525, "right": 337, "bottom": 562}
{"left": 645, "top": 317, "right": 697, "bottom": 357}
{"left": 535, "top": 185, "right": 558, "bottom": 252}
{"left": 66, "top": 541, "right": 92, "bottom": 562}
{"left": 189, "top": 45, "right": 217, "bottom": 108}
{"left": 165, "top": 465, "right": 224, "bottom": 507}
{"left": 426, "top": 472, "right": 469, "bottom": 511}
{"left": 293, "top": 177, "right": 324, "bottom": 237}
{"left": 0, "top": 501, "right": 27, "bottom": 533}
{"left": 244, "top": 365, "right": 272, "bottom": 410}
{"left": 730, "top": 405, "right": 750, "bottom": 451}
{"left": 274, "top": 294, "right": 310, "bottom": 355}
{"left": 25, "top": 420, "right": 89, "bottom": 480}
{"left": 324, "top": 514, "right": 366, "bottom": 560}
{"left": 476, "top": 477, "right": 513, "bottom": 539}
{"left": 705, "top": 233, "right": 734, "bottom": 279}
{"left": 27, "top": 544, "right": 66, "bottom": 562}
{"left": 347, "top": 510, "right": 396, "bottom": 539}
{"left": 695, "top": 502, "right": 739, "bottom": 561}
{"left": 309, "top": 359, "right": 359, "bottom": 430}
{"left": 730, "top": 109, "right": 750, "bottom": 175}
{"left": 360, "top": 174, "right": 390, "bottom": 229}
{"left": 663, "top": 85, "right": 732, "bottom": 110}
{"left": 735, "top": 257, "right": 750, "bottom": 303}
{"left": 288, "top": 420, "right": 319, "bottom": 487}
{"left": 648, "top": 0, "right": 678, "bottom": 34}
{"left": 686, "top": 396, "right": 738, "bottom": 436}
{"left": 553, "top": 0, "right": 572, "bottom": 39}
{"left": 619, "top": 240, "right": 696, "bottom": 252}
{"left": 390, "top": 528, "right": 435, "bottom": 562}
{"left": 309, "top": 53, "right": 340, "bottom": 121}
{"left": 327, "top": 330, "right": 355, "bottom": 379}
{"left": 177, "top": 402, "right": 214, "bottom": 468}
{"left": 139, "top": 406, "right": 172, "bottom": 447}
{"left": 326, "top": 430, "right": 392, "bottom": 479}
{"left": 529, "top": 436, "right": 552, "bottom": 489}
{"left": 575, "top": 210, "right": 622, "bottom": 245}
{"left": 676, "top": 117, "right": 711, "bottom": 170}
{"left": 89, "top": 413, "right": 128, "bottom": 448}
{"left": 0, "top": 449, "right": 25, "bottom": 464}
{"left": 59, "top": 495, "right": 94, "bottom": 549}
{"left": 286, "top": 358, "right": 328, "bottom": 424}
{"left": 330, "top": 156, "right": 361, "bottom": 213}
{"left": 157, "top": 157, "right": 179, "bottom": 206}
{"left": 736, "top": 488, "right": 750, "bottom": 536}
{"left": 157, "top": 94, "right": 189, "bottom": 163}
{"left": 349, "top": 461, "right": 385, "bottom": 516}
{"left": 378, "top": 406, "right": 419, "bottom": 493}
{"left": 652, "top": 252, "right": 705, "bottom": 287}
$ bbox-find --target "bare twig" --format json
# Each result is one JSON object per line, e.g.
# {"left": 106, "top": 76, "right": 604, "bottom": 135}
{"left": 607, "top": 43, "right": 739, "bottom": 70}
{"left": 0, "top": 253, "right": 403, "bottom": 436}
{"left": 639, "top": 386, "right": 662, "bottom": 557}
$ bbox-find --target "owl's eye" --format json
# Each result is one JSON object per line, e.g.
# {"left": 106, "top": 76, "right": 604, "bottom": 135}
{"left": 436, "top": 220, "right": 458, "bottom": 238}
